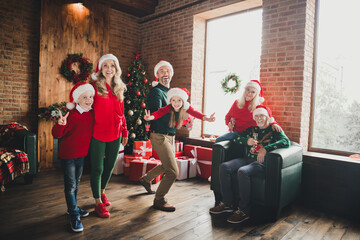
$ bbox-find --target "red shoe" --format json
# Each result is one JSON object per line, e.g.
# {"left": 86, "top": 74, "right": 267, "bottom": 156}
{"left": 95, "top": 203, "right": 110, "bottom": 218}
{"left": 101, "top": 193, "right": 111, "bottom": 206}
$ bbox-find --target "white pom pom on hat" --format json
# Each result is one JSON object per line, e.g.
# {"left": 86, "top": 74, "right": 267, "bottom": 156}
{"left": 167, "top": 87, "right": 190, "bottom": 110}
{"left": 152, "top": 60, "right": 174, "bottom": 87}
{"left": 253, "top": 105, "right": 275, "bottom": 123}
{"left": 91, "top": 53, "right": 120, "bottom": 80}
{"left": 67, "top": 81, "right": 95, "bottom": 110}
{"left": 246, "top": 80, "right": 264, "bottom": 103}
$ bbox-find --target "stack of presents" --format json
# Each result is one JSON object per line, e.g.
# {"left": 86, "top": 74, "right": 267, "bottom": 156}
{"left": 113, "top": 140, "right": 212, "bottom": 183}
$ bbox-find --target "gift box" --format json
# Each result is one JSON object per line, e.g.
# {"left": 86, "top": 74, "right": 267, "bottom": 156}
{"left": 133, "top": 140, "right": 152, "bottom": 158}
{"left": 112, "top": 145, "right": 125, "bottom": 175}
{"left": 129, "top": 158, "right": 161, "bottom": 183}
{"left": 184, "top": 144, "right": 212, "bottom": 179}
{"left": 176, "top": 156, "right": 197, "bottom": 180}
{"left": 175, "top": 140, "right": 184, "bottom": 152}
{"left": 124, "top": 154, "right": 146, "bottom": 176}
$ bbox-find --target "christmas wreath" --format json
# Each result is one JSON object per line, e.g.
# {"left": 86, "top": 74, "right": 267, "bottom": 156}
{"left": 60, "top": 53, "right": 93, "bottom": 83}
{"left": 221, "top": 73, "right": 241, "bottom": 94}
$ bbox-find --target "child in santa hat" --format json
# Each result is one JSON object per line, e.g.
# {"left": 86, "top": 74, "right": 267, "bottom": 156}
{"left": 52, "top": 81, "right": 95, "bottom": 233}
{"left": 144, "top": 87, "right": 215, "bottom": 126}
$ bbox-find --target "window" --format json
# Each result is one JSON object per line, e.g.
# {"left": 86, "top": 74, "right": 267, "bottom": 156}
{"left": 311, "top": 0, "right": 360, "bottom": 154}
{"left": 203, "top": 8, "right": 262, "bottom": 136}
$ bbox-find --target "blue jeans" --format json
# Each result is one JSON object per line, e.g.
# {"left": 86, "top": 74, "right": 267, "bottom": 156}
{"left": 215, "top": 131, "right": 240, "bottom": 143}
{"left": 61, "top": 157, "right": 84, "bottom": 218}
{"left": 219, "top": 158, "right": 264, "bottom": 214}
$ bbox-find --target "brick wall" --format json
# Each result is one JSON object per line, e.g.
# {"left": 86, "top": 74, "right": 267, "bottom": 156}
{"left": 0, "top": 0, "right": 41, "bottom": 131}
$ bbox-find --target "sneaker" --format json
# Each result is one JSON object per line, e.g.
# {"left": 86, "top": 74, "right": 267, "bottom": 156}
{"left": 209, "top": 202, "right": 233, "bottom": 214}
{"left": 138, "top": 177, "right": 155, "bottom": 194}
{"left": 95, "top": 203, "right": 110, "bottom": 218}
{"left": 101, "top": 193, "right": 111, "bottom": 206}
{"left": 67, "top": 207, "right": 89, "bottom": 218}
{"left": 227, "top": 209, "right": 249, "bottom": 224}
{"left": 153, "top": 198, "right": 176, "bottom": 212}
{"left": 70, "top": 216, "right": 84, "bottom": 233}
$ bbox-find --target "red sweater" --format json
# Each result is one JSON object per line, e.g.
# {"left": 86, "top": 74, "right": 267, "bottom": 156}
{"left": 52, "top": 109, "right": 94, "bottom": 160}
{"left": 152, "top": 105, "right": 206, "bottom": 123}
{"left": 225, "top": 100, "right": 257, "bottom": 132}
{"left": 91, "top": 82, "right": 128, "bottom": 142}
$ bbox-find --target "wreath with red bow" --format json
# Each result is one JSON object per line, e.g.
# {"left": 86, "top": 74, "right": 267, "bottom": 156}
{"left": 60, "top": 53, "right": 93, "bottom": 83}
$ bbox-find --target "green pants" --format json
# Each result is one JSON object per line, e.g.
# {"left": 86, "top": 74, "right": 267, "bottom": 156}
{"left": 90, "top": 137, "right": 121, "bottom": 199}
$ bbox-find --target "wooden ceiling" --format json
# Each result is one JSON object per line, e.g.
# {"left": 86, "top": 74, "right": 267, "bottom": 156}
{"left": 100, "top": 0, "right": 159, "bottom": 17}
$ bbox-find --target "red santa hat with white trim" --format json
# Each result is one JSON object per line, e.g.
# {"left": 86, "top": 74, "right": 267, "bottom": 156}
{"left": 253, "top": 105, "right": 275, "bottom": 123}
{"left": 66, "top": 81, "right": 95, "bottom": 110}
{"left": 152, "top": 60, "right": 174, "bottom": 87}
{"left": 246, "top": 80, "right": 264, "bottom": 103}
{"left": 167, "top": 87, "right": 190, "bottom": 110}
{"left": 91, "top": 53, "right": 121, "bottom": 80}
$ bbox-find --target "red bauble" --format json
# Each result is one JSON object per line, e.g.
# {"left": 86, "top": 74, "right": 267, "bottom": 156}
{"left": 128, "top": 82, "right": 132, "bottom": 86}
{"left": 144, "top": 78, "right": 148, "bottom": 83}
{"left": 140, "top": 102, "right": 146, "bottom": 108}
{"left": 136, "top": 91, "right": 141, "bottom": 96}
{"left": 127, "top": 73, "right": 130, "bottom": 77}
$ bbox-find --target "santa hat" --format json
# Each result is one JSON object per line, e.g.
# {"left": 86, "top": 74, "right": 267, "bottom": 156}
{"left": 91, "top": 53, "right": 120, "bottom": 80}
{"left": 246, "top": 80, "right": 264, "bottom": 103}
{"left": 66, "top": 81, "right": 95, "bottom": 110}
{"left": 152, "top": 60, "right": 174, "bottom": 87}
{"left": 253, "top": 105, "right": 275, "bottom": 123}
{"left": 167, "top": 87, "right": 190, "bottom": 110}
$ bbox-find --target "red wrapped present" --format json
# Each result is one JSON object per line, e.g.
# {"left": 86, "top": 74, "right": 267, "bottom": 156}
{"left": 129, "top": 158, "right": 161, "bottom": 183}
{"left": 133, "top": 140, "right": 152, "bottom": 158}
{"left": 124, "top": 154, "right": 146, "bottom": 176}
{"left": 184, "top": 144, "right": 212, "bottom": 180}
{"left": 175, "top": 140, "right": 184, "bottom": 152}
{"left": 112, "top": 145, "right": 125, "bottom": 175}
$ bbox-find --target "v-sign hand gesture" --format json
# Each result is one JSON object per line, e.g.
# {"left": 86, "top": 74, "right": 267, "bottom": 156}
{"left": 143, "top": 109, "right": 154, "bottom": 121}
{"left": 57, "top": 110, "right": 69, "bottom": 126}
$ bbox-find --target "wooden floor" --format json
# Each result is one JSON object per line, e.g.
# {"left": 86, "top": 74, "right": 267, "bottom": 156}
{"left": 1, "top": 169, "right": 360, "bottom": 240}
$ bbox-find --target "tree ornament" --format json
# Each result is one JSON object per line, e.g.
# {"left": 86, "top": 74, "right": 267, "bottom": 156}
{"left": 136, "top": 119, "right": 142, "bottom": 125}
{"left": 130, "top": 133, "right": 136, "bottom": 139}
{"left": 60, "top": 53, "right": 92, "bottom": 83}
{"left": 136, "top": 91, "right": 141, "bottom": 96}
{"left": 126, "top": 100, "right": 131, "bottom": 104}
{"left": 128, "top": 110, "right": 134, "bottom": 116}
{"left": 221, "top": 73, "right": 241, "bottom": 94}
{"left": 128, "top": 82, "right": 133, "bottom": 86}
{"left": 127, "top": 73, "right": 130, "bottom": 77}
{"left": 145, "top": 123, "right": 150, "bottom": 131}
{"left": 144, "top": 78, "right": 148, "bottom": 83}
{"left": 140, "top": 102, "right": 146, "bottom": 108}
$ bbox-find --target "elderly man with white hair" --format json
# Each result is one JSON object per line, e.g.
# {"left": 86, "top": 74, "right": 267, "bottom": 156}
{"left": 209, "top": 105, "right": 290, "bottom": 224}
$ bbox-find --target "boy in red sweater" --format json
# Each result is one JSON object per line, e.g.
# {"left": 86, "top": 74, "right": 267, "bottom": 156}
{"left": 52, "top": 81, "right": 95, "bottom": 233}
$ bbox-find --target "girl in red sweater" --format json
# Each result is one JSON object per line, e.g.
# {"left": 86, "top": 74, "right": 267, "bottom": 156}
{"left": 52, "top": 81, "right": 95, "bottom": 232}
{"left": 89, "top": 53, "right": 128, "bottom": 218}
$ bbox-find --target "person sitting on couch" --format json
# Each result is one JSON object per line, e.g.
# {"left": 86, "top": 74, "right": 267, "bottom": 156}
{"left": 209, "top": 105, "right": 290, "bottom": 224}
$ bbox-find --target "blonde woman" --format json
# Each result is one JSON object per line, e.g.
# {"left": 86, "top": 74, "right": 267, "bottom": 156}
{"left": 90, "top": 53, "right": 128, "bottom": 218}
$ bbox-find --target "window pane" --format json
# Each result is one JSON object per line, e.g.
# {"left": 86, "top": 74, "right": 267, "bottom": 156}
{"left": 312, "top": 0, "right": 360, "bottom": 153}
{"left": 203, "top": 9, "right": 262, "bottom": 136}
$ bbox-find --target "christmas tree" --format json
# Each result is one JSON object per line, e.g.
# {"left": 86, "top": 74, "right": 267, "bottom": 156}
{"left": 124, "top": 52, "right": 150, "bottom": 153}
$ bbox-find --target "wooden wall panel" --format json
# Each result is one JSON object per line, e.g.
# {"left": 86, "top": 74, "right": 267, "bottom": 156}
{"left": 38, "top": 0, "right": 109, "bottom": 169}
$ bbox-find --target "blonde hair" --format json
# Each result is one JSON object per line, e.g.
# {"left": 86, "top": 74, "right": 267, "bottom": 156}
{"left": 237, "top": 87, "right": 261, "bottom": 112}
{"left": 169, "top": 106, "right": 187, "bottom": 129}
{"left": 93, "top": 60, "right": 127, "bottom": 101}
